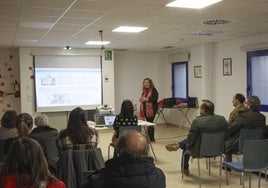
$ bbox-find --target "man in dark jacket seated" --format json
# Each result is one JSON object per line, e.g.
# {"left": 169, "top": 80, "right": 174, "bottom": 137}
{"left": 83, "top": 130, "right": 166, "bottom": 188}
{"left": 224, "top": 95, "right": 266, "bottom": 162}
{"left": 166, "top": 100, "right": 227, "bottom": 176}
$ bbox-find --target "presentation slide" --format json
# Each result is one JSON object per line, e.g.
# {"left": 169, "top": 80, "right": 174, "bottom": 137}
{"left": 34, "top": 55, "right": 102, "bottom": 112}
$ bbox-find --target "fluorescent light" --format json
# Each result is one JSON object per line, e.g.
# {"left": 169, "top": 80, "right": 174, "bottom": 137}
{"left": 112, "top": 26, "right": 148, "bottom": 33}
{"left": 166, "top": 0, "right": 222, "bottom": 9}
{"left": 19, "top": 22, "right": 54, "bottom": 29}
{"left": 85, "top": 41, "right": 110, "bottom": 45}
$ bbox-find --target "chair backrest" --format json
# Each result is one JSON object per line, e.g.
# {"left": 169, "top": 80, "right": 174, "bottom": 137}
{"left": 57, "top": 147, "right": 105, "bottom": 188}
{"left": 0, "top": 139, "right": 6, "bottom": 163}
{"left": 43, "top": 136, "right": 59, "bottom": 163}
{"left": 243, "top": 139, "right": 268, "bottom": 170}
{"left": 239, "top": 128, "right": 264, "bottom": 152}
{"left": 118, "top": 125, "right": 141, "bottom": 138}
{"left": 200, "top": 131, "right": 225, "bottom": 157}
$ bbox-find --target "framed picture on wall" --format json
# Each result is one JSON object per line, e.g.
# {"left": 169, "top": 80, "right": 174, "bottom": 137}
{"left": 194, "top": 66, "right": 202, "bottom": 78}
{"left": 223, "top": 58, "right": 232, "bottom": 76}
{"left": 105, "top": 50, "right": 112, "bottom": 61}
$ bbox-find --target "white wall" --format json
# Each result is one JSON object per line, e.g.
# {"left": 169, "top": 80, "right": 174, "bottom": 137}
{"left": 213, "top": 33, "right": 268, "bottom": 122}
{"left": 114, "top": 33, "right": 268, "bottom": 126}
{"left": 19, "top": 47, "right": 115, "bottom": 130}
{"left": 3, "top": 33, "right": 268, "bottom": 128}
{"left": 114, "top": 51, "right": 169, "bottom": 114}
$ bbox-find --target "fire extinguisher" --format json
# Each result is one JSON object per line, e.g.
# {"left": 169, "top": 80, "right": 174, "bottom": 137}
{"left": 14, "top": 80, "right": 20, "bottom": 98}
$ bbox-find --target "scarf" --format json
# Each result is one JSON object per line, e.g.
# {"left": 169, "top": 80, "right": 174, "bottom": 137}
{"left": 140, "top": 88, "right": 154, "bottom": 119}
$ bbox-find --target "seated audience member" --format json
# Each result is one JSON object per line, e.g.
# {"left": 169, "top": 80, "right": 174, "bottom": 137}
{"left": 83, "top": 130, "right": 166, "bottom": 188}
{"left": 30, "top": 114, "right": 58, "bottom": 139}
{"left": 227, "top": 93, "right": 246, "bottom": 126}
{"left": 112, "top": 99, "right": 138, "bottom": 146}
{"left": 165, "top": 100, "right": 227, "bottom": 175}
{"left": 0, "top": 110, "right": 18, "bottom": 140}
{"left": 4, "top": 113, "right": 33, "bottom": 155}
{"left": 56, "top": 107, "right": 98, "bottom": 153}
{"left": 224, "top": 95, "right": 266, "bottom": 162}
{"left": 0, "top": 137, "right": 66, "bottom": 188}
{"left": 29, "top": 114, "right": 59, "bottom": 174}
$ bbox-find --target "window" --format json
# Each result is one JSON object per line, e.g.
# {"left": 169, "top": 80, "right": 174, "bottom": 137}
{"left": 172, "top": 62, "right": 188, "bottom": 102}
{"left": 247, "top": 49, "right": 268, "bottom": 111}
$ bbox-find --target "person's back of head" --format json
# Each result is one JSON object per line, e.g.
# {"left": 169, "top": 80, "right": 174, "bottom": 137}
{"left": 66, "top": 107, "right": 92, "bottom": 144}
{"left": 34, "top": 114, "right": 49, "bottom": 127}
{"left": 120, "top": 99, "right": 134, "bottom": 118}
{"left": 0, "top": 137, "right": 52, "bottom": 187}
{"left": 16, "top": 113, "right": 33, "bottom": 138}
{"left": 246, "top": 95, "right": 261, "bottom": 112}
{"left": 235, "top": 93, "right": 246, "bottom": 104}
{"left": 1, "top": 110, "right": 17, "bottom": 129}
{"left": 200, "top": 100, "right": 214, "bottom": 115}
{"left": 117, "top": 130, "right": 149, "bottom": 158}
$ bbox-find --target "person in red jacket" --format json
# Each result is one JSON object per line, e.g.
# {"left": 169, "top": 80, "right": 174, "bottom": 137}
{"left": 0, "top": 137, "right": 66, "bottom": 188}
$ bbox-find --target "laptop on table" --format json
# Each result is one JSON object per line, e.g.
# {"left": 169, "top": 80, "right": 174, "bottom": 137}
{"left": 103, "top": 115, "right": 116, "bottom": 128}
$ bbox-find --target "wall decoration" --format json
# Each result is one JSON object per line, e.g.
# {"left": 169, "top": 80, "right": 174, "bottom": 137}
{"left": 194, "top": 66, "right": 202, "bottom": 78}
{"left": 105, "top": 50, "right": 112, "bottom": 61}
{"left": 223, "top": 58, "right": 232, "bottom": 76}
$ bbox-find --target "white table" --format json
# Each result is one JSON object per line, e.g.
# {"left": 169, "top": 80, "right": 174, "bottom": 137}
{"left": 87, "top": 120, "right": 157, "bottom": 160}
{"left": 155, "top": 106, "right": 197, "bottom": 128}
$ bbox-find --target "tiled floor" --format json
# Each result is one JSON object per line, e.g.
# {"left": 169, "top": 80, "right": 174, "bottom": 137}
{"left": 97, "top": 123, "right": 267, "bottom": 188}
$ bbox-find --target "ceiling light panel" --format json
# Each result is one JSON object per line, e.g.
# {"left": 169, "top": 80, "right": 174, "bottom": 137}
{"left": 85, "top": 41, "right": 110, "bottom": 45}
{"left": 112, "top": 26, "right": 148, "bottom": 33}
{"left": 166, "top": 0, "right": 222, "bottom": 9}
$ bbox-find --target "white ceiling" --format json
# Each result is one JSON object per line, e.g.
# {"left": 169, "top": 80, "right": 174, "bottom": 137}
{"left": 1, "top": 0, "right": 268, "bottom": 51}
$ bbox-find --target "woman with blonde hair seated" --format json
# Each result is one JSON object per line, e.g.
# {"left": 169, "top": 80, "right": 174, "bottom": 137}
{"left": 0, "top": 137, "right": 66, "bottom": 188}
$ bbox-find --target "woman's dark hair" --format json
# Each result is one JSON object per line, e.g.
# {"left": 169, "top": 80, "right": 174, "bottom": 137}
{"left": 16, "top": 113, "right": 33, "bottom": 138}
{"left": 142, "top": 77, "right": 155, "bottom": 90}
{"left": 67, "top": 107, "right": 93, "bottom": 144}
{"left": 0, "top": 137, "right": 57, "bottom": 187}
{"left": 1, "top": 110, "right": 17, "bottom": 129}
{"left": 119, "top": 100, "right": 134, "bottom": 118}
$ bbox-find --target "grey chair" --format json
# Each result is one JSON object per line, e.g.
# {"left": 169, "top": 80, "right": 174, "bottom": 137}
{"left": 223, "top": 139, "right": 268, "bottom": 188}
{"left": 182, "top": 131, "right": 226, "bottom": 188}
{"left": 58, "top": 147, "right": 105, "bottom": 188}
{"left": 108, "top": 125, "right": 141, "bottom": 159}
{"left": 235, "top": 128, "right": 264, "bottom": 161}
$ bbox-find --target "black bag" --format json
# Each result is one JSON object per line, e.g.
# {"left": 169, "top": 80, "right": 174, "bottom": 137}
{"left": 163, "top": 98, "right": 176, "bottom": 107}
{"left": 187, "top": 97, "right": 199, "bottom": 108}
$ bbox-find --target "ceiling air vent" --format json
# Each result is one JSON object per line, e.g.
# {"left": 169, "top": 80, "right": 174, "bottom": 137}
{"left": 192, "top": 30, "right": 222, "bottom": 36}
{"left": 202, "top": 19, "right": 230, "bottom": 26}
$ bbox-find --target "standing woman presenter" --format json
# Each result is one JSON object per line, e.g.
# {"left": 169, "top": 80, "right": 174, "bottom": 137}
{"left": 139, "top": 77, "right": 158, "bottom": 142}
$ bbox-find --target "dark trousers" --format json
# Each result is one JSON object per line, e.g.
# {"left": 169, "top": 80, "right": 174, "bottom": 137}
{"left": 179, "top": 139, "right": 190, "bottom": 170}
{"left": 145, "top": 117, "right": 155, "bottom": 140}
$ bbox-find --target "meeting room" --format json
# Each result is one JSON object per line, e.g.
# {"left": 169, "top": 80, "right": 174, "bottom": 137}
{"left": 1, "top": 0, "right": 268, "bottom": 188}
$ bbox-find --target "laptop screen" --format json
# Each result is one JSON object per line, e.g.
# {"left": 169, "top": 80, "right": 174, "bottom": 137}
{"left": 104, "top": 115, "right": 116, "bottom": 126}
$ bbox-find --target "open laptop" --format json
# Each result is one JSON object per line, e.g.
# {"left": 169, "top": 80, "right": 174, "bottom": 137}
{"left": 104, "top": 115, "right": 116, "bottom": 128}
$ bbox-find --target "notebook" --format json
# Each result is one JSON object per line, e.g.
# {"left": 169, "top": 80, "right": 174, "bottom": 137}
{"left": 104, "top": 115, "right": 116, "bottom": 127}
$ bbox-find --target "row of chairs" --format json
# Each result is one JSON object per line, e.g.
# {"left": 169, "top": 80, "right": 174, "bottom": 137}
{"left": 181, "top": 129, "right": 268, "bottom": 188}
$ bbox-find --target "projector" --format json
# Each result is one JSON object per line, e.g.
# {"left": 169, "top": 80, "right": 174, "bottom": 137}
{"left": 96, "top": 105, "right": 114, "bottom": 115}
